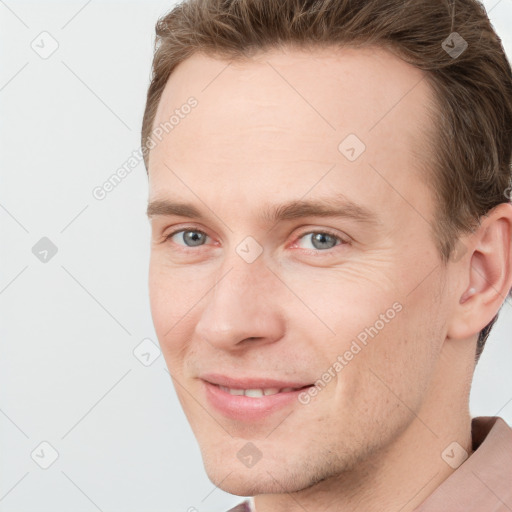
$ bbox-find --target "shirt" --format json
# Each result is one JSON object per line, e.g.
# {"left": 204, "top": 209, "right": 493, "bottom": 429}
{"left": 225, "top": 416, "right": 512, "bottom": 512}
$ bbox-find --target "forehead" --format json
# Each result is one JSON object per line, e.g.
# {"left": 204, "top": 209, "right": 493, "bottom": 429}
{"left": 154, "top": 46, "right": 431, "bottom": 130}
{"left": 148, "top": 45, "right": 436, "bottom": 228}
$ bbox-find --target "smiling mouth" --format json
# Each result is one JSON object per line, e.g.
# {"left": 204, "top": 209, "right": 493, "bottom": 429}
{"left": 217, "top": 385, "right": 311, "bottom": 397}
{"left": 203, "top": 379, "right": 315, "bottom": 421}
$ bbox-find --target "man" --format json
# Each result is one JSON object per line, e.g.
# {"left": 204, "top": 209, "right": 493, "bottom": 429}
{"left": 142, "top": 0, "right": 512, "bottom": 510}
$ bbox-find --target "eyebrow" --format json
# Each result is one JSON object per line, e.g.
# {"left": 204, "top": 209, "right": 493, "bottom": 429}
{"left": 147, "top": 195, "right": 380, "bottom": 227}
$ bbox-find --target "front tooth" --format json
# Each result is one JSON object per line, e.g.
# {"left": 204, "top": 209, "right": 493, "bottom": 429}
{"left": 263, "top": 388, "right": 281, "bottom": 396}
{"left": 229, "top": 388, "right": 245, "bottom": 396}
{"left": 244, "top": 388, "right": 264, "bottom": 397}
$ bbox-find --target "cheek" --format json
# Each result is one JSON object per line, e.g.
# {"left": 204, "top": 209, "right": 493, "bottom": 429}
{"left": 290, "top": 262, "right": 442, "bottom": 411}
{"left": 148, "top": 263, "right": 172, "bottom": 336}
{"left": 281, "top": 261, "right": 401, "bottom": 342}
{"left": 148, "top": 257, "right": 205, "bottom": 329}
{"left": 345, "top": 276, "right": 446, "bottom": 422}
{"left": 148, "top": 262, "right": 196, "bottom": 363}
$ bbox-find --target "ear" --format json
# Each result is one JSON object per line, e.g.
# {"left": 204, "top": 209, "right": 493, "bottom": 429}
{"left": 446, "top": 202, "right": 512, "bottom": 340}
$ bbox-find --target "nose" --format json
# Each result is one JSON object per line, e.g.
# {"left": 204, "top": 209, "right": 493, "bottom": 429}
{"left": 194, "top": 256, "right": 285, "bottom": 351}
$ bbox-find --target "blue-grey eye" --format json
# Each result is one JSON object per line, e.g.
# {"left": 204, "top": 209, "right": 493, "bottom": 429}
{"left": 170, "top": 230, "right": 208, "bottom": 247}
{"left": 298, "top": 232, "right": 340, "bottom": 251}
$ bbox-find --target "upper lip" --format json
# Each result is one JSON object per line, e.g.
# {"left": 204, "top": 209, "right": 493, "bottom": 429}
{"left": 200, "top": 373, "right": 313, "bottom": 390}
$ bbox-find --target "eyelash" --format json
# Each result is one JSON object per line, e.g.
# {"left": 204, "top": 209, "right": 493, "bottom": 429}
{"left": 162, "top": 227, "right": 348, "bottom": 254}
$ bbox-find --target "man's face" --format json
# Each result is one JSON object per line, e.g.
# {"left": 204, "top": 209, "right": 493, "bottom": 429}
{"left": 147, "top": 46, "right": 453, "bottom": 495}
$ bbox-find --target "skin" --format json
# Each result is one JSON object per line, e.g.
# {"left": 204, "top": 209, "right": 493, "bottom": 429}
{"left": 146, "top": 46, "right": 512, "bottom": 512}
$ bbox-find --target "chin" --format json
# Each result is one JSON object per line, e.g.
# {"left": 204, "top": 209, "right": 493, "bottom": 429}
{"left": 203, "top": 463, "right": 290, "bottom": 496}
{"left": 200, "top": 447, "right": 264, "bottom": 495}
{"left": 200, "top": 445, "right": 341, "bottom": 497}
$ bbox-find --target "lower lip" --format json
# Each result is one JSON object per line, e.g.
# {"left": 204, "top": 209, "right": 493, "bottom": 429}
{"left": 203, "top": 381, "right": 311, "bottom": 422}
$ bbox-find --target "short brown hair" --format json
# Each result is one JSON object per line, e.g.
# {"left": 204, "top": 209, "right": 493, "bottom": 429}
{"left": 141, "top": 0, "right": 512, "bottom": 360}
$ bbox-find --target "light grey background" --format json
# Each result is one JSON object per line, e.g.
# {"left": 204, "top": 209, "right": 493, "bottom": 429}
{"left": 0, "top": 1, "right": 511, "bottom": 511}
